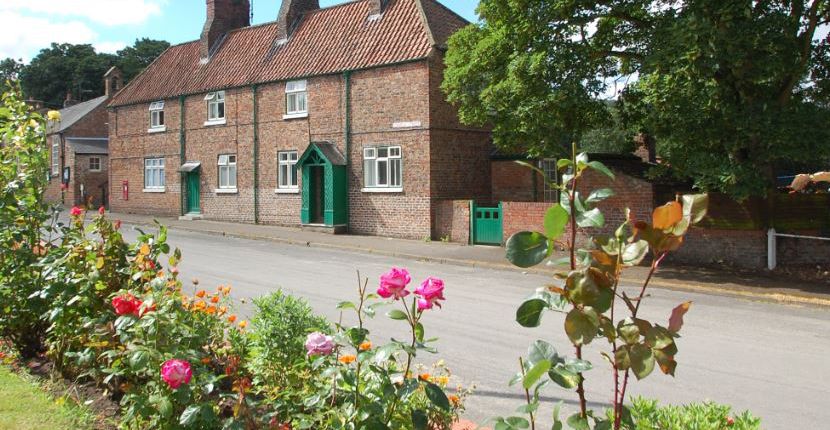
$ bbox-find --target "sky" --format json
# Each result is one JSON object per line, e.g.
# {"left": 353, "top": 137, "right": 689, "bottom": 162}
{"left": 0, "top": 0, "right": 479, "bottom": 63}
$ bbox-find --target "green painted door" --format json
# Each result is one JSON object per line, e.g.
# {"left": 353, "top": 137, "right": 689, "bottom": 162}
{"left": 473, "top": 203, "right": 503, "bottom": 245}
{"left": 186, "top": 172, "right": 200, "bottom": 214}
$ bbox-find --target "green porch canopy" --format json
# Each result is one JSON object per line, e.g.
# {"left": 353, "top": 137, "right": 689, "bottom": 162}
{"left": 297, "top": 142, "right": 348, "bottom": 227}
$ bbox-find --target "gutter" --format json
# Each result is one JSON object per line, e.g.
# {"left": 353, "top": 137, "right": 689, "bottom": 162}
{"left": 343, "top": 70, "right": 352, "bottom": 225}
{"left": 252, "top": 84, "right": 260, "bottom": 224}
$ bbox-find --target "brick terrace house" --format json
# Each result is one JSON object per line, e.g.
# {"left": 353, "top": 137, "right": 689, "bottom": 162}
{"left": 107, "top": 0, "right": 491, "bottom": 239}
{"left": 46, "top": 68, "right": 121, "bottom": 208}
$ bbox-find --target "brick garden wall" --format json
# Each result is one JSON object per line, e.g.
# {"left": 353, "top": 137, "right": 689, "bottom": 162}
{"left": 73, "top": 154, "right": 108, "bottom": 208}
{"left": 433, "top": 200, "right": 470, "bottom": 243}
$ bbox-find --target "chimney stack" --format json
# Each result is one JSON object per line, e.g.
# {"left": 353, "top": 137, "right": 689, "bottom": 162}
{"left": 369, "top": 0, "right": 389, "bottom": 16}
{"left": 201, "top": 0, "right": 251, "bottom": 59}
{"left": 64, "top": 91, "right": 78, "bottom": 108}
{"left": 277, "top": 0, "right": 319, "bottom": 41}
{"left": 634, "top": 133, "right": 657, "bottom": 164}
{"left": 104, "top": 67, "right": 123, "bottom": 98}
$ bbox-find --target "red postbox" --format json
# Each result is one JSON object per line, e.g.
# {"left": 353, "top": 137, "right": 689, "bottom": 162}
{"left": 122, "top": 180, "right": 129, "bottom": 201}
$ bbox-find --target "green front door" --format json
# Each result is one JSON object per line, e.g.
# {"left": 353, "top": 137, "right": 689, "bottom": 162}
{"left": 186, "top": 172, "right": 200, "bottom": 214}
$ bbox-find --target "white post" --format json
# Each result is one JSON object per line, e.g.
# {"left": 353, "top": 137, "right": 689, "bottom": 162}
{"left": 767, "top": 228, "right": 777, "bottom": 271}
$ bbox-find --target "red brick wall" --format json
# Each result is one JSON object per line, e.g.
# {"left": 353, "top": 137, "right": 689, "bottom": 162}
{"left": 492, "top": 160, "right": 538, "bottom": 202}
{"left": 433, "top": 199, "right": 470, "bottom": 243}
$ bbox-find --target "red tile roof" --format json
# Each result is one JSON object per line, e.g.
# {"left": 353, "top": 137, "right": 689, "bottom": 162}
{"left": 109, "top": 0, "right": 467, "bottom": 107}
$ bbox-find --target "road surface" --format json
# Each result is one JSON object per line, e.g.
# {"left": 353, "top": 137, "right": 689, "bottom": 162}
{"left": 124, "top": 225, "right": 830, "bottom": 429}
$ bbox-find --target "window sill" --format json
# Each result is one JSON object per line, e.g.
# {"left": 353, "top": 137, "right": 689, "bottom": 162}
{"left": 214, "top": 188, "right": 238, "bottom": 194}
{"left": 362, "top": 187, "right": 403, "bottom": 193}
{"left": 283, "top": 112, "right": 308, "bottom": 120}
{"left": 148, "top": 126, "right": 167, "bottom": 133}
{"left": 89, "top": 170, "right": 102, "bottom": 173}
{"left": 203, "top": 119, "right": 227, "bottom": 127}
{"left": 143, "top": 188, "right": 166, "bottom": 193}
{"left": 275, "top": 188, "right": 299, "bottom": 194}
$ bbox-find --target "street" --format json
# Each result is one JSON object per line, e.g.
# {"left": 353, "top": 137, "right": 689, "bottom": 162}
{"left": 124, "top": 224, "right": 830, "bottom": 430}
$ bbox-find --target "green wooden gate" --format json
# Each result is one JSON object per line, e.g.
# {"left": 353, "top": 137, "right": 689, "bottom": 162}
{"left": 472, "top": 202, "right": 503, "bottom": 245}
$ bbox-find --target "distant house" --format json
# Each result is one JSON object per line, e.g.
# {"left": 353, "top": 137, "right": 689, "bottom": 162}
{"left": 45, "top": 68, "right": 121, "bottom": 208}
{"left": 106, "top": 0, "right": 491, "bottom": 239}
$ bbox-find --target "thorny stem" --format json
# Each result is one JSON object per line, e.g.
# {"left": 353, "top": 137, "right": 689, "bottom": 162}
{"left": 610, "top": 243, "right": 625, "bottom": 430}
{"left": 353, "top": 272, "right": 368, "bottom": 418}
{"left": 617, "top": 252, "right": 666, "bottom": 424}
{"left": 518, "top": 357, "right": 536, "bottom": 430}
{"left": 386, "top": 296, "right": 420, "bottom": 425}
{"left": 568, "top": 143, "right": 588, "bottom": 418}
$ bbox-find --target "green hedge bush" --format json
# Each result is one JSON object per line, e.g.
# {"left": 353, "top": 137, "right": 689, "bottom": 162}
{"left": 626, "top": 397, "right": 762, "bottom": 430}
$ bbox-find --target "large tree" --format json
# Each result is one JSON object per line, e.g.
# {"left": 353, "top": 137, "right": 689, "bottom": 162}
{"left": 116, "top": 38, "right": 170, "bottom": 83}
{"left": 443, "top": 0, "right": 830, "bottom": 198}
{"left": 0, "top": 58, "right": 23, "bottom": 93}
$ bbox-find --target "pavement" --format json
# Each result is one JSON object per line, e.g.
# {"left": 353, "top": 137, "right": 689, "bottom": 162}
{"left": 110, "top": 219, "right": 830, "bottom": 430}
{"left": 109, "top": 211, "right": 830, "bottom": 308}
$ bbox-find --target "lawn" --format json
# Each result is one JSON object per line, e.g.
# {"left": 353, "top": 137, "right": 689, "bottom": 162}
{"left": 0, "top": 366, "right": 92, "bottom": 430}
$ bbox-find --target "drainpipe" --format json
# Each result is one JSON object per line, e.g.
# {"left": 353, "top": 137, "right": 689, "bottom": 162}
{"left": 344, "top": 70, "right": 352, "bottom": 225}
{"left": 179, "top": 95, "right": 186, "bottom": 216}
{"left": 252, "top": 84, "right": 260, "bottom": 224}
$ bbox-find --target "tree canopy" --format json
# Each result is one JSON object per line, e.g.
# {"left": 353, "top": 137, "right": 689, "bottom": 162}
{"left": 14, "top": 38, "right": 169, "bottom": 108}
{"left": 443, "top": 0, "right": 830, "bottom": 198}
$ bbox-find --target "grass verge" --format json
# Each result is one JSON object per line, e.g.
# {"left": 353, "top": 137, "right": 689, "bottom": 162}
{"left": 0, "top": 365, "right": 94, "bottom": 430}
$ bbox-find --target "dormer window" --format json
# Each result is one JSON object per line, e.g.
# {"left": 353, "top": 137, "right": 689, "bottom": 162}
{"left": 205, "top": 91, "right": 226, "bottom": 124}
{"left": 284, "top": 80, "right": 307, "bottom": 119}
{"left": 149, "top": 101, "right": 165, "bottom": 132}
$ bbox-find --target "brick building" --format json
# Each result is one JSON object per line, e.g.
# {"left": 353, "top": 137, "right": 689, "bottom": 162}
{"left": 107, "top": 0, "right": 490, "bottom": 239}
{"left": 46, "top": 67, "right": 120, "bottom": 208}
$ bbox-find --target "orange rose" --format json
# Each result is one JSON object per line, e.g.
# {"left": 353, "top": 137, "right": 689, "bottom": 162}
{"left": 238, "top": 320, "right": 248, "bottom": 329}
{"left": 201, "top": 357, "right": 212, "bottom": 365}
{"left": 359, "top": 341, "right": 372, "bottom": 351}
{"left": 206, "top": 305, "right": 217, "bottom": 315}
{"left": 418, "top": 373, "right": 431, "bottom": 382}
{"left": 338, "top": 354, "right": 356, "bottom": 364}
{"left": 195, "top": 290, "right": 206, "bottom": 298}
{"left": 210, "top": 296, "right": 220, "bottom": 303}
{"left": 227, "top": 314, "right": 237, "bottom": 323}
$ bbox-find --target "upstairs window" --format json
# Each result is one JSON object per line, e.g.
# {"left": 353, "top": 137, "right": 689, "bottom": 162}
{"left": 285, "top": 80, "right": 307, "bottom": 117}
{"left": 205, "top": 91, "right": 225, "bottom": 122}
{"left": 218, "top": 154, "right": 237, "bottom": 189}
{"left": 278, "top": 151, "right": 299, "bottom": 189}
{"left": 89, "top": 156, "right": 101, "bottom": 172}
{"left": 363, "top": 146, "right": 402, "bottom": 189}
{"left": 51, "top": 135, "right": 60, "bottom": 175}
{"left": 149, "top": 101, "right": 165, "bottom": 129}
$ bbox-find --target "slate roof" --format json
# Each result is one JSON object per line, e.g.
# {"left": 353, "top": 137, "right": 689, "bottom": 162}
{"left": 67, "top": 137, "right": 108, "bottom": 155}
{"left": 109, "top": 0, "right": 468, "bottom": 107}
{"left": 47, "top": 95, "right": 108, "bottom": 134}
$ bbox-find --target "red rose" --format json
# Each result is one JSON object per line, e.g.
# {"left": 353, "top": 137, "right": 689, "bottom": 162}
{"left": 112, "top": 295, "right": 137, "bottom": 316}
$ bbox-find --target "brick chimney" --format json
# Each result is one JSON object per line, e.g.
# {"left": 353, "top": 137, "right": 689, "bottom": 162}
{"left": 201, "top": 0, "right": 251, "bottom": 58}
{"left": 634, "top": 132, "right": 657, "bottom": 164}
{"left": 104, "top": 67, "right": 123, "bottom": 98}
{"left": 277, "top": 0, "right": 319, "bottom": 41}
{"left": 369, "top": 0, "right": 389, "bottom": 16}
{"left": 64, "top": 91, "right": 78, "bottom": 108}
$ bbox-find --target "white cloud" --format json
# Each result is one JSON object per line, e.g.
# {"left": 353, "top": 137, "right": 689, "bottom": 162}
{"left": 0, "top": 0, "right": 165, "bottom": 26}
{"left": 0, "top": 12, "right": 99, "bottom": 61}
{"left": 94, "top": 41, "right": 129, "bottom": 54}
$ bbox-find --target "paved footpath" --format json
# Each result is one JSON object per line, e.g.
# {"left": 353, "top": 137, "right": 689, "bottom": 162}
{"left": 107, "top": 212, "right": 830, "bottom": 430}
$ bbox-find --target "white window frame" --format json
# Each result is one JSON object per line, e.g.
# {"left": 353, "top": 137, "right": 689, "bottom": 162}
{"left": 217, "top": 154, "right": 237, "bottom": 192}
{"left": 51, "top": 135, "right": 60, "bottom": 175}
{"left": 363, "top": 145, "right": 402, "bottom": 192}
{"left": 149, "top": 101, "right": 166, "bottom": 132}
{"left": 277, "top": 150, "right": 299, "bottom": 193}
{"left": 144, "top": 158, "right": 165, "bottom": 192}
{"left": 284, "top": 80, "right": 308, "bottom": 119}
{"left": 89, "top": 156, "right": 101, "bottom": 172}
{"left": 204, "top": 91, "right": 226, "bottom": 125}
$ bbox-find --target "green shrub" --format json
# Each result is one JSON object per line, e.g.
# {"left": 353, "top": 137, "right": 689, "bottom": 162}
{"left": 250, "top": 290, "right": 330, "bottom": 398}
{"left": 626, "top": 397, "right": 762, "bottom": 430}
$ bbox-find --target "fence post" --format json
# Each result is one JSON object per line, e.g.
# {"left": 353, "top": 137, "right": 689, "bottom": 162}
{"left": 767, "top": 228, "right": 777, "bottom": 270}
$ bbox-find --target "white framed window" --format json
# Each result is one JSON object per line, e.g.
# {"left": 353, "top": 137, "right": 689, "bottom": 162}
{"left": 205, "top": 91, "right": 225, "bottom": 122}
{"left": 278, "top": 150, "right": 299, "bottom": 190}
{"left": 89, "top": 156, "right": 101, "bottom": 172}
{"left": 144, "top": 158, "right": 165, "bottom": 191}
{"left": 51, "top": 135, "right": 60, "bottom": 175}
{"left": 217, "top": 154, "right": 237, "bottom": 190}
{"left": 363, "top": 145, "right": 402, "bottom": 190}
{"left": 284, "top": 80, "right": 307, "bottom": 118}
{"left": 149, "top": 101, "right": 165, "bottom": 131}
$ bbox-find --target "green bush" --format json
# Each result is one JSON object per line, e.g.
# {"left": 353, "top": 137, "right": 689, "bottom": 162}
{"left": 626, "top": 397, "right": 762, "bottom": 430}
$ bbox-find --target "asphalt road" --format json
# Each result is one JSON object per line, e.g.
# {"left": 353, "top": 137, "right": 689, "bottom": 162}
{"left": 123, "top": 225, "right": 830, "bottom": 430}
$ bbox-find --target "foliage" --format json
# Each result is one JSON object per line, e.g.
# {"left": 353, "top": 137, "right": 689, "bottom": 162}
{"left": 0, "top": 86, "right": 55, "bottom": 358}
{"left": 443, "top": 0, "right": 830, "bottom": 198}
{"left": 20, "top": 39, "right": 168, "bottom": 107}
{"left": 624, "top": 398, "right": 761, "bottom": 430}
{"left": 501, "top": 147, "right": 711, "bottom": 430}
{"left": 0, "top": 58, "right": 23, "bottom": 94}
{"left": 250, "top": 290, "right": 331, "bottom": 415}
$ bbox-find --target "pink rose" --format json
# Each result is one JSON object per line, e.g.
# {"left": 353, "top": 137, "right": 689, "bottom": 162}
{"left": 70, "top": 206, "right": 83, "bottom": 217}
{"left": 305, "top": 332, "right": 334, "bottom": 357}
{"left": 161, "top": 359, "right": 192, "bottom": 389}
{"left": 415, "top": 277, "right": 445, "bottom": 311}
{"left": 378, "top": 267, "right": 411, "bottom": 300}
{"left": 98, "top": 206, "right": 105, "bottom": 215}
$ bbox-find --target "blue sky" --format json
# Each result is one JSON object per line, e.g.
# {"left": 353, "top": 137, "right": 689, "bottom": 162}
{"left": 0, "top": 0, "right": 479, "bottom": 63}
